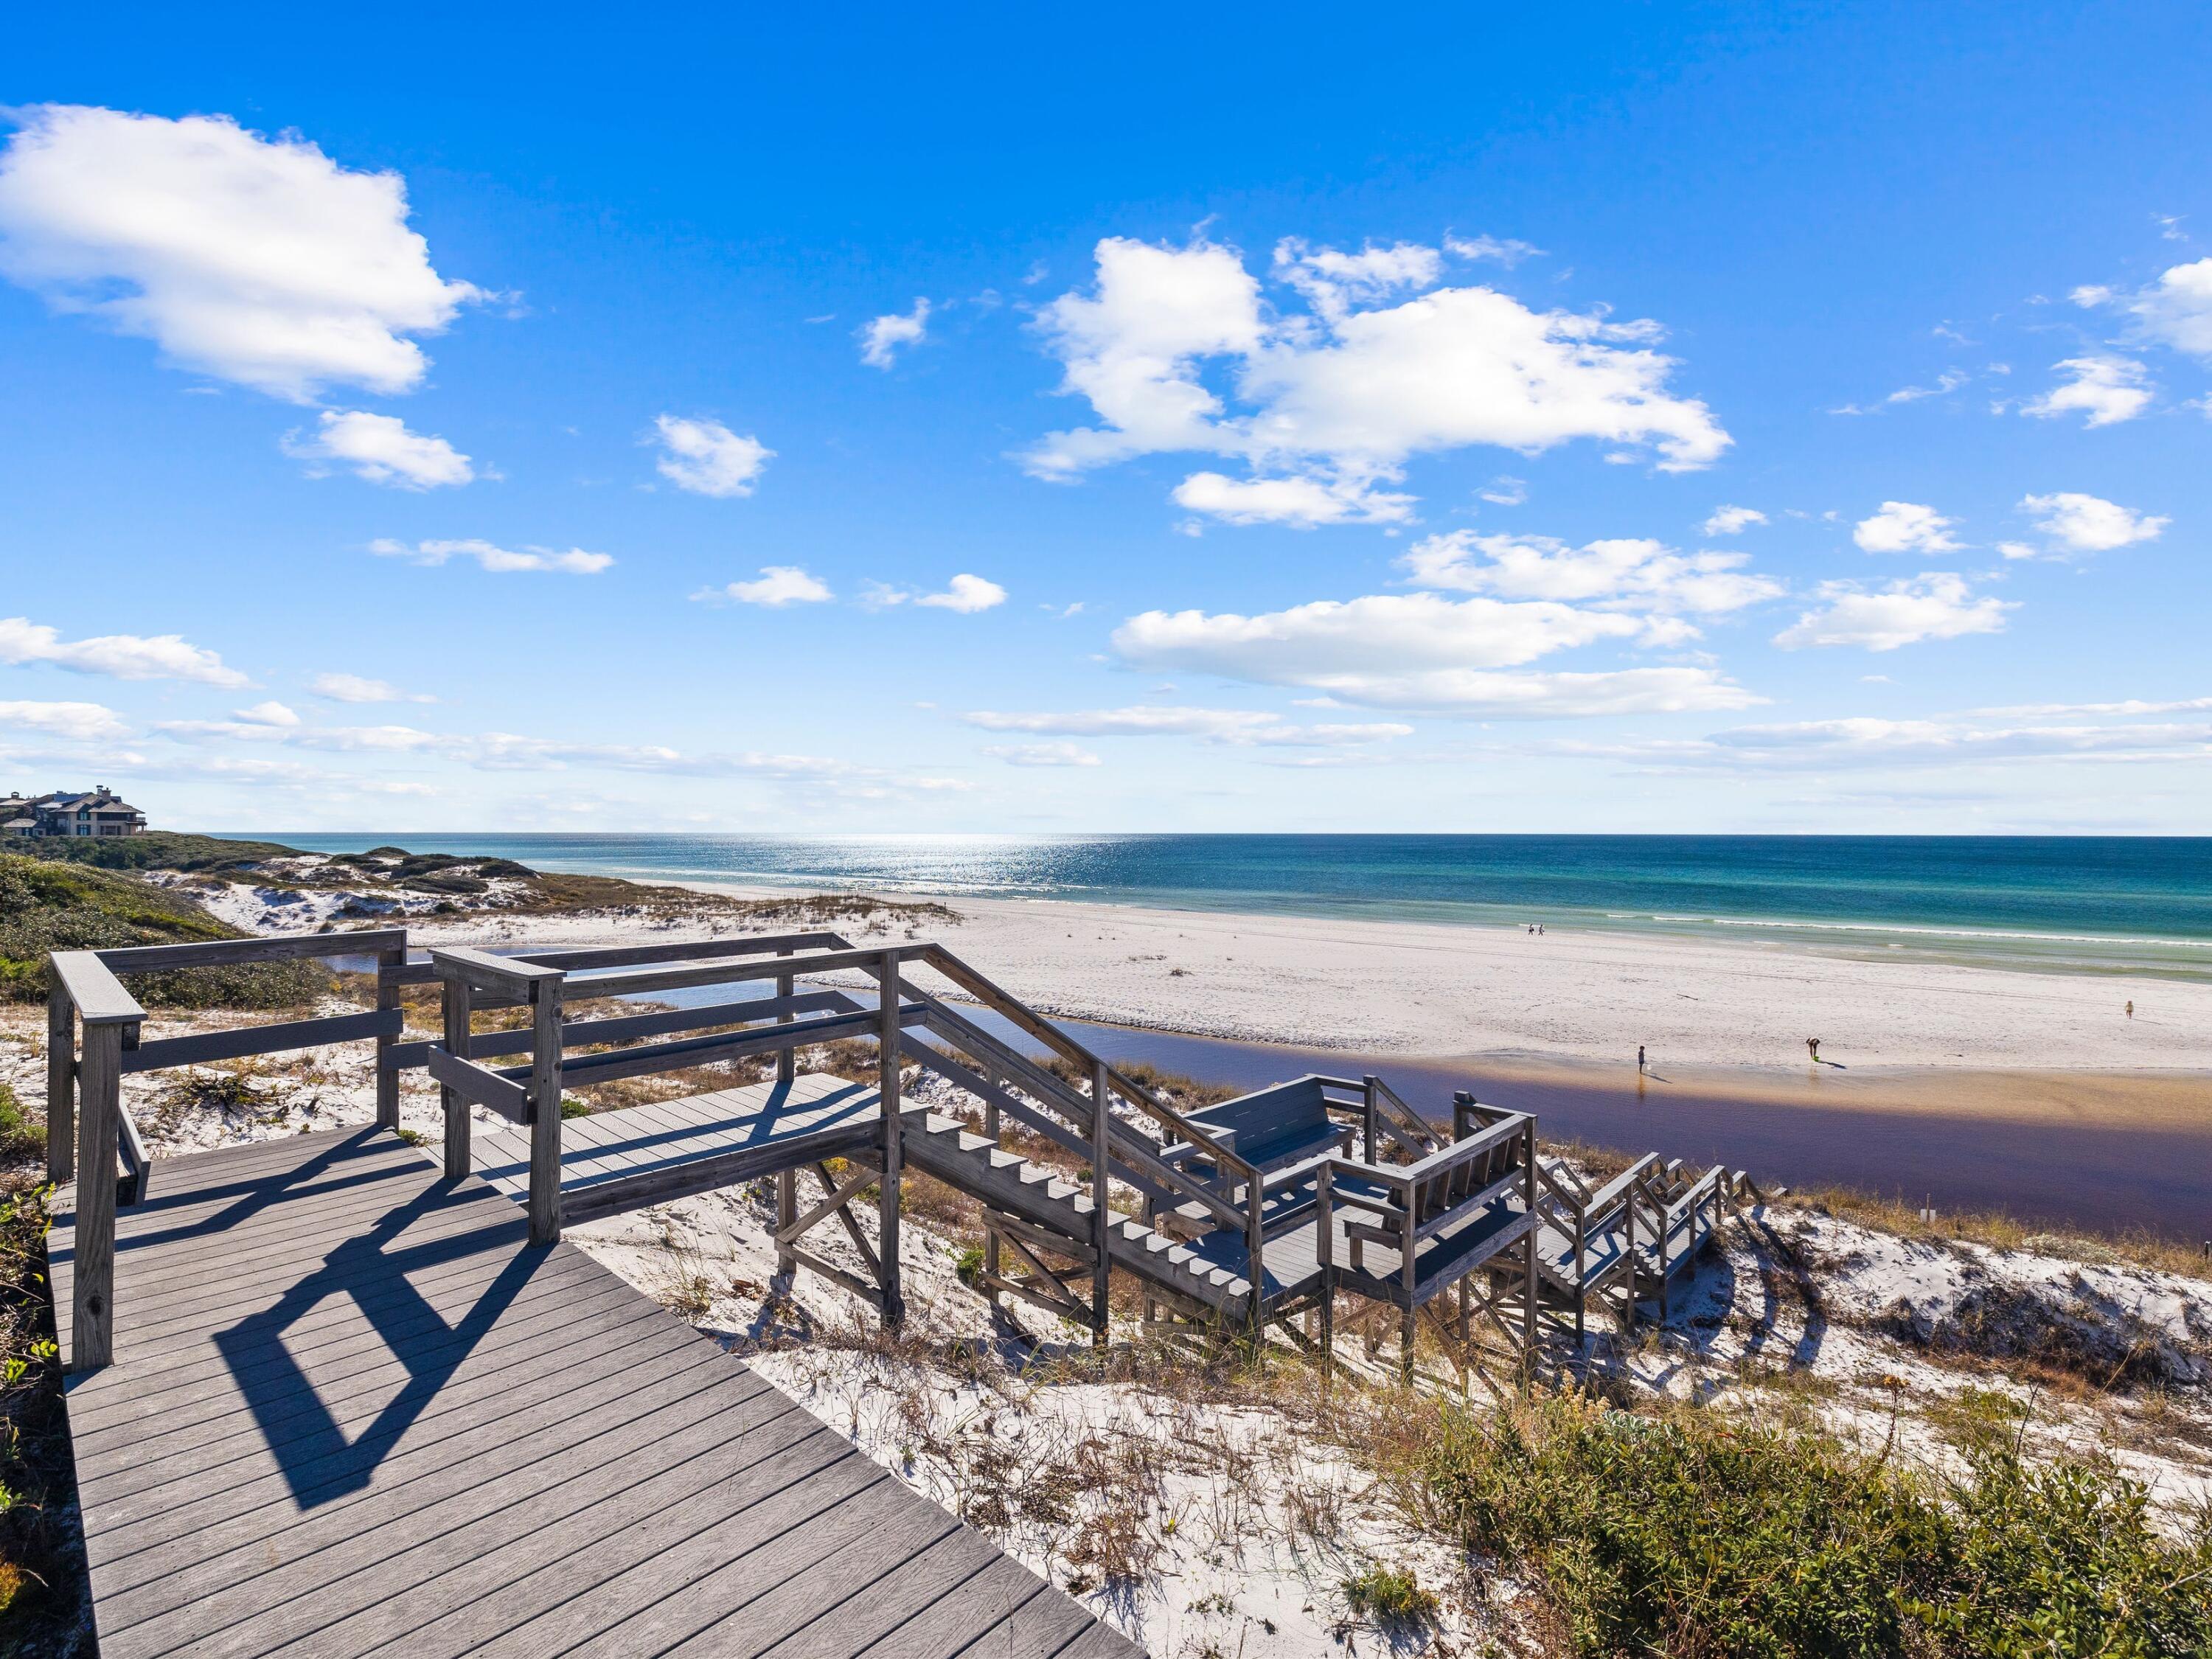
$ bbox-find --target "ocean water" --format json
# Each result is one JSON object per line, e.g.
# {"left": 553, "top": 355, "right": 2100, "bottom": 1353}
{"left": 265, "top": 832, "right": 2212, "bottom": 980}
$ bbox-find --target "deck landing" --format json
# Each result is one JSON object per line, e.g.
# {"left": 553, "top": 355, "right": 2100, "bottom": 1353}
{"left": 49, "top": 1125, "right": 1140, "bottom": 1658}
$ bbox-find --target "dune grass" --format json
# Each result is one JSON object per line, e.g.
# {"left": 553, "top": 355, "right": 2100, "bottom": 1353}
{"left": 1351, "top": 1386, "right": 2211, "bottom": 1658}
{"left": 0, "top": 852, "right": 324, "bottom": 1009}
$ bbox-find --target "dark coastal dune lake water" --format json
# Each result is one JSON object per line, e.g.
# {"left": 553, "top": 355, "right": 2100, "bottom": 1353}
{"left": 274, "top": 832, "right": 2212, "bottom": 1238}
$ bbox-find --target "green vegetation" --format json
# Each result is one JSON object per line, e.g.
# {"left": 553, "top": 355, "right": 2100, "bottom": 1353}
{"left": 953, "top": 1244, "right": 986, "bottom": 1287}
{"left": 9, "top": 830, "right": 298, "bottom": 874}
{"left": 1374, "top": 1388, "right": 2211, "bottom": 1658}
{"left": 0, "top": 852, "right": 323, "bottom": 1009}
{"left": 0, "top": 1092, "right": 36, "bottom": 1166}
{"left": 0, "top": 1183, "right": 83, "bottom": 1652}
{"left": 1338, "top": 1562, "right": 1439, "bottom": 1627}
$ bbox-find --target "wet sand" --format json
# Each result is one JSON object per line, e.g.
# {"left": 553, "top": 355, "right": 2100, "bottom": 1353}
{"left": 1027, "top": 1015, "right": 2212, "bottom": 1239}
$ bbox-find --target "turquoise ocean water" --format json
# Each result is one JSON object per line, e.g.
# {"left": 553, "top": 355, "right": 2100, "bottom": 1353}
{"left": 265, "top": 833, "right": 2212, "bottom": 981}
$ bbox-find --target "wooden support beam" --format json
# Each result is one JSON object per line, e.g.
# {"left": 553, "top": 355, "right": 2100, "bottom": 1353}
{"left": 46, "top": 982, "right": 73, "bottom": 1185}
{"left": 784, "top": 1246, "right": 886, "bottom": 1311}
{"left": 93, "top": 926, "right": 408, "bottom": 973}
{"left": 526, "top": 973, "right": 564, "bottom": 1247}
{"left": 776, "top": 950, "right": 795, "bottom": 1088}
{"left": 425, "top": 1043, "right": 529, "bottom": 1122}
{"left": 875, "top": 953, "right": 904, "bottom": 1329}
{"left": 1091, "top": 1058, "right": 1112, "bottom": 1349}
{"left": 440, "top": 975, "right": 473, "bottom": 1181}
{"left": 777, "top": 1161, "right": 878, "bottom": 1245}
{"left": 70, "top": 1021, "right": 121, "bottom": 1371}
{"left": 122, "top": 1009, "right": 405, "bottom": 1074}
{"left": 375, "top": 939, "right": 406, "bottom": 1129}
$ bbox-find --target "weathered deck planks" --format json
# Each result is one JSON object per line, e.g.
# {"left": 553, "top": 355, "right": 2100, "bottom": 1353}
{"left": 48, "top": 1125, "right": 1142, "bottom": 1658}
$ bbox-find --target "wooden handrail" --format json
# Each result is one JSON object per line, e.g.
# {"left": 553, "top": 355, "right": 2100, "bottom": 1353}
{"left": 94, "top": 927, "right": 409, "bottom": 973}
{"left": 49, "top": 951, "right": 146, "bottom": 1028}
{"left": 916, "top": 944, "right": 1259, "bottom": 1182}
{"left": 906, "top": 988, "right": 1248, "bottom": 1232}
{"left": 430, "top": 945, "right": 563, "bottom": 998}
{"left": 563, "top": 943, "right": 924, "bottom": 1001}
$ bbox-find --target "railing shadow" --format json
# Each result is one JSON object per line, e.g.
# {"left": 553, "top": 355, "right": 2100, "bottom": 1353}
{"left": 210, "top": 1169, "right": 546, "bottom": 1509}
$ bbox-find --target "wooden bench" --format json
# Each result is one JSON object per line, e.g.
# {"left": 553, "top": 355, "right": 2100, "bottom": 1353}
{"left": 1166, "top": 1077, "right": 1352, "bottom": 1178}
{"left": 1315, "top": 1110, "right": 1540, "bottom": 1380}
{"left": 1152, "top": 1077, "right": 1356, "bottom": 1239}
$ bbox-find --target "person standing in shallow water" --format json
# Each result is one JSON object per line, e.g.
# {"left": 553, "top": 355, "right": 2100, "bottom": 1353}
{"left": 1638, "top": 1044, "right": 1646, "bottom": 1074}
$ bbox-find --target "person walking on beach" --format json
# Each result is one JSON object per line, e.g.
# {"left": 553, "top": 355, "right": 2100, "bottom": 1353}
{"left": 2126, "top": 1000, "right": 2134, "bottom": 1019}
{"left": 1638, "top": 1043, "right": 1646, "bottom": 1075}
{"left": 1806, "top": 1037, "right": 1821, "bottom": 1065}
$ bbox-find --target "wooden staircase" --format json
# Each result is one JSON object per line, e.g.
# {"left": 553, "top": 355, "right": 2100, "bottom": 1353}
{"left": 897, "top": 1102, "right": 1257, "bottom": 1325}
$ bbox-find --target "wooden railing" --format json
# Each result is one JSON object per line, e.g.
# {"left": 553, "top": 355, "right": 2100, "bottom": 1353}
{"left": 911, "top": 943, "right": 1271, "bottom": 1327}
{"left": 44, "top": 928, "right": 410, "bottom": 1371}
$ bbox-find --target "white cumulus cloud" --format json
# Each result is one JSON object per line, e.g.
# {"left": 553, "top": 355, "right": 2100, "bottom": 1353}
{"left": 0, "top": 700, "right": 129, "bottom": 741}
{"left": 2018, "top": 491, "right": 2168, "bottom": 552}
{"left": 284, "top": 409, "right": 474, "bottom": 488}
{"left": 2078, "top": 257, "right": 2212, "bottom": 359}
{"left": 1110, "top": 592, "right": 1756, "bottom": 715}
{"left": 1853, "top": 501, "right": 1961, "bottom": 555}
{"left": 1399, "top": 531, "right": 1782, "bottom": 622}
{"left": 920, "top": 574, "right": 1007, "bottom": 613}
{"left": 232, "top": 700, "right": 300, "bottom": 726}
{"left": 0, "top": 105, "right": 480, "bottom": 400}
{"left": 310, "top": 672, "right": 432, "bottom": 704}
{"left": 651, "top": 415, "right": 772, "bottom": 498}
{"left": 2020, "top": 356, "right": 2152, "bottom": 427}
{"left": 1773, "top": 574, "right": 2013, "bottom": 652}
{"left": 1701, "top": 505, "right": 1767, "bottom": 535}
{"left": 858, "top": 299, "right": 930, "bottom": 368}
{"left": 866, "top": 574, "right": 1008, "bottom": 613}
{"left": 0, "top": 615, "right": 248, "bottom": 685}
{"left": 983, "top": 742, "right": 1102, "bottom": 767}
{"left": 369, "top": 538, "right": 612, "bottom": 574}
{"left": 1170, "top": 470, "right": 1413, "bottom": 527}
{"left": 1022, "top": 234, "right": 1730, "bottom": 525}
{"left": 697, "top": 566, "right": 835, "bottom": 607}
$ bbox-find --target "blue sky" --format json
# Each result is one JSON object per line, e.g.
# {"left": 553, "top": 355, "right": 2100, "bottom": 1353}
{"left": 3, "top": 2, "right": 2208, "bottom": 834}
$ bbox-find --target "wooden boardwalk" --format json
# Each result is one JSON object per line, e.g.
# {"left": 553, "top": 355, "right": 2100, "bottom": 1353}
{"left": 49, "top": 1126, "right": 1142, "bottom": 1659}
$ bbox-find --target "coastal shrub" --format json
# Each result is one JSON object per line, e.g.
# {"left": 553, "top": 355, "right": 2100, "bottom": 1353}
{"left": 13, "top": 831, "right": 296, "bottom": 874}
{"left": 0, "top": 1181, "right": 88, "bottom": 1652}
{"left": 0, "top": 854, "right": 324, "bottom": 1009}
{"left": 1340, "top": 1562, "right": 1439, "bottom": 1627}
{"left": 0, "top": 1090, "right": 38, "bottom": 1166}
{"left": 1381, "top": 1389, "right": 2211, "bottom": 1658}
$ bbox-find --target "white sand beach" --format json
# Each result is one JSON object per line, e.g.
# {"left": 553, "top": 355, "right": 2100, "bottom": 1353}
{"left": 404, "top": 885, "right": 2212, "bottom": 1077}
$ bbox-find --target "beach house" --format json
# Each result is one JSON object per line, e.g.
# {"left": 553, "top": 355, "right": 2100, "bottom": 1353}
{"left": 1, "top": 786, "right": 150, "bottom": 838}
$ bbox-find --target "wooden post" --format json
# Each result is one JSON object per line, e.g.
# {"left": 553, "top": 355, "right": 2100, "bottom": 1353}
{"left": 1316, "top": 1166, "right": 1335, "bottom": 1391}
{"left": 1091, "top": 1058, "right": 1112, "bottom": 1349}
{"left": 981, "top": 1058, "right": 1001, "bottom": 1295}
{"left": 441, "top": 975, "right": 473, "bottom": 1181}
{"left": 775, "top": 949, "right": 795, "bottom": 1088}
{"left": 526, "top": 973, "right": 566, "bottom": 1247}
{"left": 1401, "top": 1194, "right": 1419, "bottom": 1384}
{"left": 1621, "top": 1179, "right": 1637, "bottom": 1334}
{"left": 375, "top": 940, "right": 406, "bottom": 1130}
{"left": 1521, "top": 1122, "right": 1538, "bottom": 1376}
{"left": 1572, "top": 1194, "right": 1587, "bottom": 1346}
{"left": 775, "top": 947, "right": 797, "bottom": 1272}
{"left": 46, "top": 983, "right": 74, "bottom": 1185}
{"left": 875, "top": 950, "right": 904, "bottom": 1329}
{"left": 72, "top": 1021, "right": 122, "bottom": 1371}
{"left": 1245, "top": 1180, "right": 1266, "bottom": 1343}
{"left": 1361, "top": 1074, "right": 1379, "bottom": 1163}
